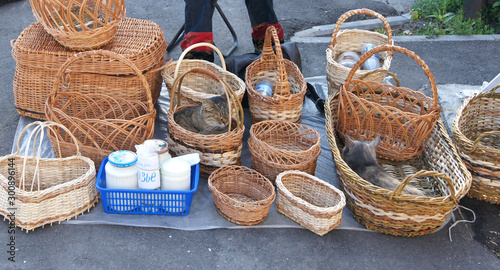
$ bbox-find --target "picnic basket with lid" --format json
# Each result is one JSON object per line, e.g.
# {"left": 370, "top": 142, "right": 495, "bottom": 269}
{"left": 167, "top": 67, "right": 244, "bottom": 178}
{"left": 0, "top": 121, "right": 97, "bottom": 232}
{"left": 326, "top": 8, "right": 393, "bottom": 96}
{"left": 245, "top": 26, "right": 306, "bottom": 124}
{"left": 44, "top": 50, "right": 156, "bottom": 170}
{"left": 29, "top": 0, "right": 126, "bottom": 50}
{"left": 452, "top": 85, "right": 500, "bottom": 204}
{"left": 337, "top": 45, "right": 441, "bottom": 161}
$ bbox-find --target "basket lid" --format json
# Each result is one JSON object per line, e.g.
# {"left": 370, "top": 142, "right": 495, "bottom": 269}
{"left": 108, "top": 150, "right": 138, "bottom": 167}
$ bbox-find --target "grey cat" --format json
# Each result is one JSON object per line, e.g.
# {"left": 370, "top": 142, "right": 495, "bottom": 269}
{"left": 341, "top": 135, "right": 425, "bottom": 196}
{"left": 174, "top": 95, "right": 231, "bottom": 135}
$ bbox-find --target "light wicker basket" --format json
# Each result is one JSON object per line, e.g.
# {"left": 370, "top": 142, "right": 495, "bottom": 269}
{"left": 245, "top": 26, "right": 306, "bottom": 124}
{"left": 453, "top": 85, "right": 500, "bottom": 204}
{"left": 276, "top": 170, "right": 346, "bottom": 236}
{"left": 208, "top": 166, "right": 275, "bottom": 225}
{"left": 29, "top": 0, "right": 126, "bottom": 50}
{"left": 326, "top": 8, "right": 393, "bottom": 96}
{"left": 0, "top": 121, "right": 97, "bottom": 232}
{"left": 326, "top": 92, "right": 472, "bottom": 237}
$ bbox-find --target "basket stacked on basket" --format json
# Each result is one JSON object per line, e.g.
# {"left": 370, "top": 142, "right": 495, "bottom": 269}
{"left": 12, "top": 17, "right": 167, "bottom": 120}
{"left": 326, "top": 8, "right": 393, "bottom": 96}
{"left": 0, "top": 121, "right": 97, "bottom": 232}
{"left": 246, "top": 26, "right": 306, "bottom": 124}
{"left": 453, "top": 85, "right": 500, "bottom": 204}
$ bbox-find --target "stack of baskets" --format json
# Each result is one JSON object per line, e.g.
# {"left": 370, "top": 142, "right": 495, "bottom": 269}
{"left": 453, "top": 85, "right": 500, "bottom": 204}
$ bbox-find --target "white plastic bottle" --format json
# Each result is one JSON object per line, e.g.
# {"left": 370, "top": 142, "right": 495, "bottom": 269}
{"left": 361, "top": 43, "right": 380, "bottom": 70}
{"left": 255, "top": 78, "right": 274, "bottom": 97}
{"left": 105, "top": 150, "right": 139, "bottom": 211}
{"left": 337, "top": 51, "right": 360, "bottom": 68}
{"left": 135, "top": 144, "right": 161, "bottom": 190}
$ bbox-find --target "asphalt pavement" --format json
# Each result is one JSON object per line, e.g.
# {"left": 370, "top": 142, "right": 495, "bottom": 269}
{"left": 0, "top": 0, "right": 499, "bottom": 269}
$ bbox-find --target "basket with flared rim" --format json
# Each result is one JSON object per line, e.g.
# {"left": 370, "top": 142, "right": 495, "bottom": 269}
{"left": 208, "top": 165, "right": 276, "bottom": 226}
{"left": 29, "top": 0, "right": 126, "bottom": 51}
{"left": 161, "top": 42, "right": 245, "bottom": 105}
{"left": 245, "top": 26, "right": 306, "bottom": 124}
{"left": 326, "top": 8, "right": 394, "bottom": 96}
{"left": 452, "top": 85, "right": 500, "bottom": 204}
{"left": 337, "top": 45, "right": 441, "bottom": 161}
{"left": 167, "top": 67, "right": 245, "bottom": 178}
{"left": 0, "top": 121, "right": 97, "bottom": 232}
{"left": 44, "top": 50, "right": 156, "bottom": 169}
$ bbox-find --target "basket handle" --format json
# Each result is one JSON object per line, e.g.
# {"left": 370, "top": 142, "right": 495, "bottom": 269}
{"left": 260, "top": 26, "right": 290, "bottom": 97}
{"left": 470, "top": 131, "right": 500, "bottom": 153}
{"left": 50, "top": 49, "right": 154, "bottom": 112}
{"left": 344, "top": 45, "right": 439, "bottom": 107}
{"left": 174, "top": 43, "right": 226, "bottom": 79}
{"left": 10, "top": 39, "right": 16, "bottom": 48}
{"left": 169, "top": 67, "right": 244, "bottom": 131}
{"left": 389, "top": 170, "right": 458, "bottom": 204}
{"left": 329, "top": 8, "right": 393, "bottom": 48}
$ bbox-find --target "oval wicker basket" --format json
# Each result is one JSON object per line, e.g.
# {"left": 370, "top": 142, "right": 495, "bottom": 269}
{"left": 167, "top": 67, "right": 245, "bottom": 178}
{"left": 276, "top": 170, "right": 346, "bottom": 236}
{"left": 29, "top": 0, "right": 126, "bottom": 50}
{"left": 326, "top": 92, "right": 472, "bottom": 237}
{"left": 208, "top": 166, "right": 276, "bottom": 225}
{"left": 45, "top": 50, "right": 156, "bottom": 169}
{"left": 248, "top": 120, "right": 321, "bottom": 183}
{"left": 246, "top": 26, "right": 306, "bottom": 124}
{"left": 326, "top": 8, "right": 393, "bottom": 96}
{"left": 452, "top": 85, "right": 500, "bottom": 204}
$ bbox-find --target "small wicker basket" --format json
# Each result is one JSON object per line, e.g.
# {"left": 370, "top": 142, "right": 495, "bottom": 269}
{"left": 208, "top": 166, "right": 275, "bottom": 225}
{"left": 453, "top": 85, "right": 500, "bottom": 204}
{"left": 276, "top": 170, "right": 346, "bottom": 236}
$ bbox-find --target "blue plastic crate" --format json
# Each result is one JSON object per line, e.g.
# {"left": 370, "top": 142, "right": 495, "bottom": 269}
{"left": 96, "top": 157, "right": 199, "bottom": 215}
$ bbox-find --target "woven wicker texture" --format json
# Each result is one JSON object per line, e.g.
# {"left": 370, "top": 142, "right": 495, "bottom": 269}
{"left": 161, "top": 42, "right": 245, "bottom": 106}
{"left": 275, "top": 170, "right": 346, "bottom": 236}
{"left": 12, "top": 18, "right": 166, "bottom": 120}
{"left": 245, "top": 26, "right": 306, "bottom": 124}
{"left": 326, "top": 8, "right": 393, "bottom": 96}
{"left": 453, "top": 85, "right": 500, "bottom": 204}
{"left": 45, "top": 50, "right": 156, "bottom": 170}
{"left": 208, "top": 166, "right": 275, "bottom": 225}
{"left": 248, "top": 120, "right": 321, "bottom": 183}
{"left": 29, "top": 0, "right": 126, "bottom": 50}
{"left": 337, "top": 45, "right": 441, "bottom": 161}
{"left": 0, "top": 121, "right": 97, "bottom": 232}
{"left": 167, "top": 67, "right": 245, "bottom": 178}
{"left": 326, "top": 93, "right": 472, "bottom": 237}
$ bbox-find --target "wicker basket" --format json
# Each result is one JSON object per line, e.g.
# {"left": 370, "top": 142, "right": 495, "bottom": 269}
{"left": 275, "top": 170, "right": 346, "bottom": 236}
{"left": 0, "top": 121, "right": 97, "bottom": 232}
{"left": 29, "top": 0, "right": 126, "bottom": 50}
{"left": 453, "top": 85, "right": 500, "bottom": 204}
{"left": 245, "top": 26, "right": 306, "bottom": 124}
{"left": 208, "top": 165, "right": 275, "bottom": 225}
{"left": 11, "top": 18, "right": 166, "bottom": 120}
{"left": 326, "top": 8, "right": 393, "bottom": 96}
{"left": 337, "top": 45, "right": 441, "bottom": 161}
{"left": 326, "top": 93, "right": 472, "bottom": 237}
{"left": 161, "top": 43, "right": 245, "bottom": 105}
{"left": 167, "top": 67, "right": 245, "bottom": 178}
{"left": 248, "top": 120, "right": 321, "bottom": 183}
{"left": 45, "top": 50, "right": 156, "bottom": 170}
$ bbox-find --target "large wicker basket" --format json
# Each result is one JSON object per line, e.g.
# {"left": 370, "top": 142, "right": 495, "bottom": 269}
{"left": 275, "top": 170, "right": 346, "bottom": 236}
{"left": 248, "top": 120, "right": 321, "bottom": 183}
{"left": 0, "top": 121, "right": 97, "bottom": 232}
{"left": 453, "top": 85, "right": 500, "bottom": 204}
{"left": 161, "top": 43, "right": 245, "bottom": 105}
{"left": 326, "top": 8, "right": 393, "bottom": 96}
{"left": 208, "top": 166, "right": 275, "bottom": 225}
{"left": 246, "top": 26, "right": 306, "bottom": 124}
{"left": 29, "top": 0, "right": 126, "bottom": 50}
{"left": 337, "top": 45, "right": 441, "bottom": 161}
{"left": 167, "top": 67, "right": 245, "bottom": 178}
{"left": 326, "top": 93, "right": 472, "bottom": 237}
{"left": 12, "top": 18, "right": 166, "bottom": 120}
{"left": 45, "top": 50, "right": 156, "bottom": 170}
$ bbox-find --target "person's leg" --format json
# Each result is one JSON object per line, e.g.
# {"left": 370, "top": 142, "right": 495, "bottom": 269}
{"left": 181, "top": 0, "right": 216, "bottom": 61}
{"left": 245, "top": 0, "right": 284, "bottom": 53}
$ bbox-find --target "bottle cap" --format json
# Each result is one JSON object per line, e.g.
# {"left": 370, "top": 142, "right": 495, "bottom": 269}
{"left": 161, "top": 158, "right": 191, "bottom": 177}
{"left": 108, "top": 150, "right": 138, "bottom": 167}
